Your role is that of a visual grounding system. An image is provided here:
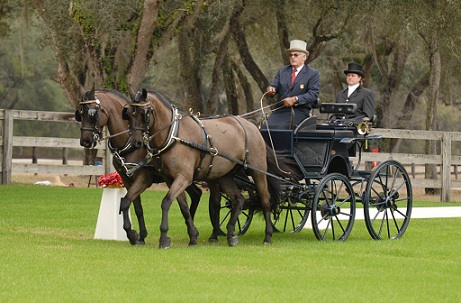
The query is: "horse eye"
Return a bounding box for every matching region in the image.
[144,109,151,124]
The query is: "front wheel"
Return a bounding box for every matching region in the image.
[271,184,311,233]
[363,160,412,240]
[311,173,356,241]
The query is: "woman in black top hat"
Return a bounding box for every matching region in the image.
[333,63,375,125]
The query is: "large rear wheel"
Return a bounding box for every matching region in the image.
[311,173,356,241]
[363,160,412,240]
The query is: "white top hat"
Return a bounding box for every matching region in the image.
[287,40,309,56]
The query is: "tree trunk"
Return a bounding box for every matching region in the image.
[126,0,159,97]
[230,3,269,93]
[222,55,239,115]
[424,34,441,195]
[232,60,255,114]
[390,71,430,152]
[178,29,204,113]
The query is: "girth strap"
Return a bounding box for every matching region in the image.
[189,115,215,180]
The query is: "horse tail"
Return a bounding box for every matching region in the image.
[265,145,303,209]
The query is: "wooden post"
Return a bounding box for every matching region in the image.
[441,132,452,202]
[2,109,13,184]
[62,147,68,165]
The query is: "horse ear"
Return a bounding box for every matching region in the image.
[142,88,148,99]
[75,109,82,122]
[90,84,96,99]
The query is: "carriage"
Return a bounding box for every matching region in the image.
[77,88,412,247]
[219,102,413,241]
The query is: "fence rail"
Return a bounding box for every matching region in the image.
[1,109,111,185]
[2,109,461,201]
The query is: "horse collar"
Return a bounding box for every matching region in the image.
[145,106,180,157]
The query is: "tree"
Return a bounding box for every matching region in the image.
[32,0,207,108]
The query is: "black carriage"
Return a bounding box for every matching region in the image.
[220,103,413,241]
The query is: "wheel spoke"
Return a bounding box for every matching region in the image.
[364,160,412,240]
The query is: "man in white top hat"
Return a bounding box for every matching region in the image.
[264,39,320,130]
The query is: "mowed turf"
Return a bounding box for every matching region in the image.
[1,184,460,302]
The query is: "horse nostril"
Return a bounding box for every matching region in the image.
[83,141,92,148]
[134,141,142,149]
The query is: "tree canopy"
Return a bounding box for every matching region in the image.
[2,0,461,142]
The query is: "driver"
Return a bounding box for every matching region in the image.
[263,40,320,130]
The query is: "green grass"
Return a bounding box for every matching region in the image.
[1,184,461,302]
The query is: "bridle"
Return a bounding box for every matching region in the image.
[75,97,103,148]
[124,98,181,157]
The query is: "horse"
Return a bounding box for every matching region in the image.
[75,87,202,245]
[123,88,289,248]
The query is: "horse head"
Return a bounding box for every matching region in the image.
[123,88,153,149]
[75,86,108,148]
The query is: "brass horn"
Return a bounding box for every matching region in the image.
[357,118,371,135]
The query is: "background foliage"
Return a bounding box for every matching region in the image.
[1,0,461,152]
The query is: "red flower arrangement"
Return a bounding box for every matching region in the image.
[97,171,124,188]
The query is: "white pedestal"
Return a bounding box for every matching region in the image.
[94,187,130,241]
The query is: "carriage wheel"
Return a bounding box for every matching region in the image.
[271,186,311,233]
[311,173,356,241]
[363,160,412,240]
[219,178,256,235]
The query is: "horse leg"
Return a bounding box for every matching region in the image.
[207,182,224,242]
[215,175,245,246]
[186,183,202,220]
[119,174,152,245]
[159,176,197,248]
[132,197,148,244]
[176,192,200,247]
[252,173,273,244]
[120,196,140,245]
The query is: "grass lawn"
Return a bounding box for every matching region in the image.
[0,184,460,302]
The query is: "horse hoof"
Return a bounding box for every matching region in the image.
[228,236,238,247]
[218,229,226,237]
[159,237,171,249]
[127,230,140,245]
[188,242,198,247]
[263,241,272,245]
[208,237,218,243]
[136,240,146,245]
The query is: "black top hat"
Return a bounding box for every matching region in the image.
[344,63,365,78]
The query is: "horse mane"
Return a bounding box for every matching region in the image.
[145,89,174,111]
[97,89,130,104]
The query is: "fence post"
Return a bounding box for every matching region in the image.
[1,109,13,184]
[441,132,452,202]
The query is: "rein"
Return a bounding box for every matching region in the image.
[253,92,292,175]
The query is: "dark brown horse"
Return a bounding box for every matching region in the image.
[75,87,202,245]
[123,88,284,248]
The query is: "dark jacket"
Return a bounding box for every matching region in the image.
[334,86,375,124]
[264,64,320,129]
[271,64,320,107]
